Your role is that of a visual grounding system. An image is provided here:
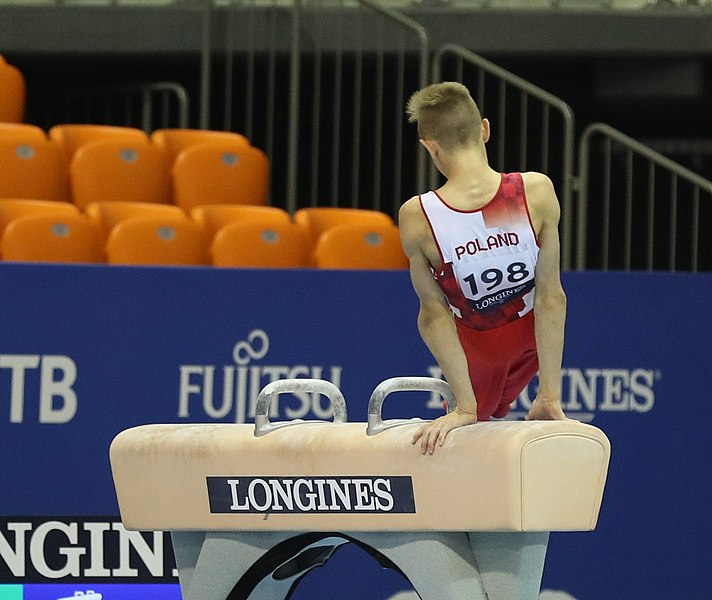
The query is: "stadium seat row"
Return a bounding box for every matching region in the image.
[0,200,409,270]
[0,54,406,270]
[0,123,269,210]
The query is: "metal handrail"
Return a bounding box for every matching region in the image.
[285,0,429,214]
[359,0,430,194]
[220,0,430,215]
[139,82,190,131]
[577,122,712,271]
[31,80,189,133]
[432,44,576,270]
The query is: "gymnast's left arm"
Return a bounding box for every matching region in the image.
[524,173,567,421]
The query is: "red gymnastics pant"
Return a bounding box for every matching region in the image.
[455,310,538,420]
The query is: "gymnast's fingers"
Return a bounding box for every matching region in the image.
[411,422,428,445]
[422,424,445,455]
[421,426,436,454]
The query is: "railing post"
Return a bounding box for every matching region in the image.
[286,0,302,215]
[199,0,213,130]
[561,115,576,271]
[576,128,592,272]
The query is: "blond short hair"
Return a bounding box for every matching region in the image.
[406,82,482,150]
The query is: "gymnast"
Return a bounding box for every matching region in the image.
[399,82,568,455]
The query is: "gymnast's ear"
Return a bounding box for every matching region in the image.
[419,138,439,160]
[482,118,491,144]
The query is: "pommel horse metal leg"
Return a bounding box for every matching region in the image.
[110,377,611,600]
[175,530,486,600]
[468,531,550,600]
[350,530,488,599]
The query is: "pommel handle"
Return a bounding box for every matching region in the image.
[254,378,347,437]
[366,377,454,435]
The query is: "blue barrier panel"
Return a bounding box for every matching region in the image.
[0,264,710,599]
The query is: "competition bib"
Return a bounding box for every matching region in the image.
[455,245,536,314]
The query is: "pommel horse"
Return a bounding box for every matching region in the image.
[110,378,611,600]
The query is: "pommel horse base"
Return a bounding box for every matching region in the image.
[110,378,611,600]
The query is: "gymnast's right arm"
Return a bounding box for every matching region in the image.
[399,198,479,454]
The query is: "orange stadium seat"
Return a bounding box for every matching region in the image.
[294,207,395,259]
[85,201,187,242]
[313,222,409,270]
[0,123,47,141]
[49,124,149,161]
[0,199,79,241]
[0,137,70,202]
[210,221,310,268]
[0,213,103,264]
[172,142,270,211]
[0,58,26,123]
[190,204,291,241]
[151,128,250,164]
[70,140,172,209]
[106,216,208,266]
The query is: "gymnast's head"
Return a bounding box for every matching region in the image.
[406,81,489,157]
